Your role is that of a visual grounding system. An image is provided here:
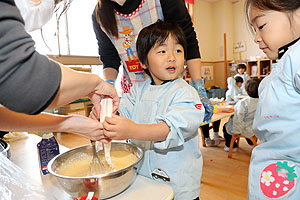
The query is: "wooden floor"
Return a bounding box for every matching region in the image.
[54,118,252,200]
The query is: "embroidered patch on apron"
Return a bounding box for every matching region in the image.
[260,161,298,198]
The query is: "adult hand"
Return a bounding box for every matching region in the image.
[190,78,214,123]
[63,114,111,141]
[88,80,119,120]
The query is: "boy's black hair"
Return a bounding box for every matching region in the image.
[245,78,261,98]
[234,76,244,83]
[237,63,247,71]
[136,20,187,77]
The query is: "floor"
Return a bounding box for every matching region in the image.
[54,117,253,200]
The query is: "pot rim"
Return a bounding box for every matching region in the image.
[47,142,144,179]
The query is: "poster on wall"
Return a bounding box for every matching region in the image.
[201,65,213,80]
[233,41,247,53]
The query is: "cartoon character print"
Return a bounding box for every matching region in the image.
[120,26,137,61]
[120,26,143,75]
[260,161,298,198]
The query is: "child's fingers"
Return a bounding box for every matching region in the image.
[103,129,117,139]
[102,119,116,133]
[104,114,121,125]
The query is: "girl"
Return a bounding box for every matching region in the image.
[234,63,249,95]
[96,20,204,200]
[246,0,300,199]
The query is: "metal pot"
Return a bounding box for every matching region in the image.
[47,142,143,199]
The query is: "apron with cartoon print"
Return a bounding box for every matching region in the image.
[101,0,163,94]
[248,39,300,199]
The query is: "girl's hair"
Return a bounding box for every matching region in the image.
[136,20,187,67]
[245,77,261,98]
[245,0,300,32]
[95,0,118,37]
[237,63,247,71]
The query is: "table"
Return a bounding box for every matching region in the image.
[200,108,234,147]
[8,134,174,200]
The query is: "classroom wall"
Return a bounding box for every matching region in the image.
[200,61,227,88]
[193,1,215,61]
[212,0,234,61]
[194,0,267,62]
[232,0,266,60]
[193,0,268,88]
[194,0,234,61]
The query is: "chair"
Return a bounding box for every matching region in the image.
[228,135,258,158]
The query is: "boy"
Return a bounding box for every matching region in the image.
[223,78,261,152]
[99,20,204,200]
[225,76,244,101]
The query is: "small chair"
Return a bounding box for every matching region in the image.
[228,135,258,158]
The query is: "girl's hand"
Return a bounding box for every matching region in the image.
[102,114,136,140]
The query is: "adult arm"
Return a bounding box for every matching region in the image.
[92,10,121,80]
[0,1,119,114]
[48,64,119,115]
[0,0,61,114]
[161,0,202,80]
[0,106,108,141]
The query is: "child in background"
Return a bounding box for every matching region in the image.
[201,120,223,147]
[222,78,261,152]
[98,20,204,200]
[225,76,244,101]
[234,63,249,95]
[245,0,300,199]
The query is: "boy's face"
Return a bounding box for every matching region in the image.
[238,68,245,75]
[236,82,243,88]
[142,35,185,85]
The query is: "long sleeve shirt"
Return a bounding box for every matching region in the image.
[0,0,61,114]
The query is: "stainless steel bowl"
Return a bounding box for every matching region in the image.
[47,142,143,199]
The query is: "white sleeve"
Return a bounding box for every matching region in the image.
[231,100,246,135]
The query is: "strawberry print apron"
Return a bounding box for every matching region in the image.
[248,39,300,199]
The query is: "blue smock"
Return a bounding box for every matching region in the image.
[248,38,300,199]
[225,96,258,138]
[119,78,204,200]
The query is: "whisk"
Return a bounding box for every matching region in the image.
[88,140,105,175]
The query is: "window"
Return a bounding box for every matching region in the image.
[30,0,98,56]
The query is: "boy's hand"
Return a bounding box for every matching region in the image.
[102,114,136,140]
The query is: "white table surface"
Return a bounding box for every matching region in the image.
[8,134,174,200]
